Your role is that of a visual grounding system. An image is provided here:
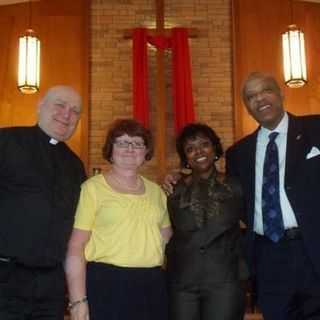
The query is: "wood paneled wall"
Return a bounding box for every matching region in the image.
[0,0,89,168]
[232,0,320,139]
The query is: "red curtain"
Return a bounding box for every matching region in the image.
[133,28,149,128]
[132,27,195,133]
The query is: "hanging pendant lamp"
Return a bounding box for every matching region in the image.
[282,1,307,88]
[17,1,40,94]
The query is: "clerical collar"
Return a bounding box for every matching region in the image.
[36,125,60,145]
[49,138,59,145]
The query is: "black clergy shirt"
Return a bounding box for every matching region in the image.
[0,125,86,267]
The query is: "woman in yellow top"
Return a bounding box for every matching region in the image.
[65,119,172,320]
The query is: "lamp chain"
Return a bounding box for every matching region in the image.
[290,0,293,26]
[28,0,32,31]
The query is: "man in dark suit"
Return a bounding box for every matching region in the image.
[226,72,320,320]
[0,86,86,319]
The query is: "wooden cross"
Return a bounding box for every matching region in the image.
[124,0,197,180]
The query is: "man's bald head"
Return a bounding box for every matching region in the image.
[37,86,82,141]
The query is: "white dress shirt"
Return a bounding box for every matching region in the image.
[254,112,298,234]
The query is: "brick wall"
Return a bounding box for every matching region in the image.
[90,0,233,180]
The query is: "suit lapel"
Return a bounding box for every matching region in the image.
[248,131,258,227]
[285,115,307,186]
[244,131,257,194]
[239,130,258,229]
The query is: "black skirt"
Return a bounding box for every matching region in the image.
[86,262,168,320]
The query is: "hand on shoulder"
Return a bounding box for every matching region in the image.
[162,170,182,195]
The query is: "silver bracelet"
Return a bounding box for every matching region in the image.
[68,296,88,310]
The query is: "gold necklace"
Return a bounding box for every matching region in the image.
[108,171,142,192]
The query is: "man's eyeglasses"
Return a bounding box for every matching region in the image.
[113,140,146,149]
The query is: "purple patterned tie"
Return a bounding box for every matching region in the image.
[262,132,284,242]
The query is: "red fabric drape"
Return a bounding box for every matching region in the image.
[132,27,195,133]
[148,35,171,49]
[133,28,149,128]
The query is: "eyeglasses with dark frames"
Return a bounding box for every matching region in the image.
[113,140,146,149]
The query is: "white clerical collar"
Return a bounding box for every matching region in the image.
[49,138,59,145]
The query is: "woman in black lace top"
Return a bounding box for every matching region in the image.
[166,123,248,320]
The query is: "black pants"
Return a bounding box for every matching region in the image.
[255,237,320,320]
[168,281,245,320]
[0,259,65,320]
[86,262,169,320]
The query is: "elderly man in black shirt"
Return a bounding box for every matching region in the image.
[0,86,86,320]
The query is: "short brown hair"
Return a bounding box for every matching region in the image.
[102,119,153,163]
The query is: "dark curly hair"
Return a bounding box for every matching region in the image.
[102,119,153,163]
[176,123,223,168]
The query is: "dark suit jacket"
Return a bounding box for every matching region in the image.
[225,113,320,277]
